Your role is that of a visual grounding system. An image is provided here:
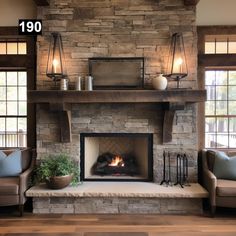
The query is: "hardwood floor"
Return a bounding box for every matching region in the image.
[0,208,236,236]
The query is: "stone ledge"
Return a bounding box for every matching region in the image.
[26,182,208,198]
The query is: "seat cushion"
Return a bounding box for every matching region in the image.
[0,177,19,195]
[216,179,236,197]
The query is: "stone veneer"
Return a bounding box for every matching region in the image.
[34,0,201,214]
[33,197,202,214]
[36,0,198,183]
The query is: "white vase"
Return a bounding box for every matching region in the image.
[152,74,167,90]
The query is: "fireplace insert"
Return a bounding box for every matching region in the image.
[80,133,153,181]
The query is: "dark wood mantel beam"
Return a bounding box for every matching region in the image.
[34,0,50,6]
[184,0,200,6]
[28,90,206,143]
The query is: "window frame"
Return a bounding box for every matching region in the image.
[198,26,236,151]
[0,27,36,148]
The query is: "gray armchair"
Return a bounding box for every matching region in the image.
[201,149,236,216]
[0,148,36,216]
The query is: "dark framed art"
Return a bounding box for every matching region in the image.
[88,57,144,89]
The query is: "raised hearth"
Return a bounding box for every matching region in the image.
[26,182,208,214]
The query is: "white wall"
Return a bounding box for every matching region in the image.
[0,0,36,26]
[197,0,236,25]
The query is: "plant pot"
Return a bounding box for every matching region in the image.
[46,175,73,189]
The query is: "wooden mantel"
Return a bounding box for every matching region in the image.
[28,90,205,103]
[28,90,206,143]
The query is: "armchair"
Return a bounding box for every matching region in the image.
[201,149,236,216]
[0,148,36,216]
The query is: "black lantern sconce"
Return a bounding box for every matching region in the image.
[46,32,67,81]
[163,33,188,89]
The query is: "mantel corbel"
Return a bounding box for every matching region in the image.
[163,102,185,143]
[49,102,72,143]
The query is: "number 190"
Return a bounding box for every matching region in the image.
[19,20,42,35]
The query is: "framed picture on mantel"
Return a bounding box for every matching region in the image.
[88,57,144,89]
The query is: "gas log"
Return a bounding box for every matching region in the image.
[92,152,139,176]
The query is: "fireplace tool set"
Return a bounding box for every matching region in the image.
[160,151,190,188]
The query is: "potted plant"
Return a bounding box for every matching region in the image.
[36,154,80,189]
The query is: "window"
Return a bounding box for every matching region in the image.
[0,41,27,55]
[205,35,236,54]
[0,27,36,148]
[0,71,27,147]
[205,70,236,148]
[198,26,236,150]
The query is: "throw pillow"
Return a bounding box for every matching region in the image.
[0,150,22,177]
[213,151,236,180]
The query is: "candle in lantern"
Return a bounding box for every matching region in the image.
[176,57,183,73]
[52,59,59,74]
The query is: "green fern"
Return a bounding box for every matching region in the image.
[36,154,80,186]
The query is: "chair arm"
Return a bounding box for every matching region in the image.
[203,169,217,206]
[19,150,36,204]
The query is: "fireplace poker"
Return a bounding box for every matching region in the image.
[174,154,184,188]
[167,152,172,185]
[160,151,170,186]
[183,154,190,186]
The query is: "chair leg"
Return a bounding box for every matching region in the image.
[19,204,24,217]
[211,206,216,217]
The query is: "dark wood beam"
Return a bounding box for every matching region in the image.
[28,90,206,104]
[0,55,35,68]
[34,0,50,6]
[28,90,206,143]
[198,54,236,67]
[184,0,200,6]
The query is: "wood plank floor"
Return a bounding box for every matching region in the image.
[0,209,236,236]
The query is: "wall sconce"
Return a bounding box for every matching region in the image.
[163,33,188,89]
[46,32,67,81]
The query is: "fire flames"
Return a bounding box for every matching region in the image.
[108,155,125,167]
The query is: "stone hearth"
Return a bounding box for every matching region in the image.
[26,182,208,214]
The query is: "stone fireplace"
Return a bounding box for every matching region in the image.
[80,133,153,181]
[28,0,208,214]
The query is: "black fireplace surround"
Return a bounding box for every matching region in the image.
[80,133,153,181]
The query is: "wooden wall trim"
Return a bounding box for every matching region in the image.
[198,54,236,67]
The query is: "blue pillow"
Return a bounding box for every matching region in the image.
[0,150,22,177]
[213,151,236,180]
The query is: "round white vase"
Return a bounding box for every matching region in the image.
[152,74,167,90]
